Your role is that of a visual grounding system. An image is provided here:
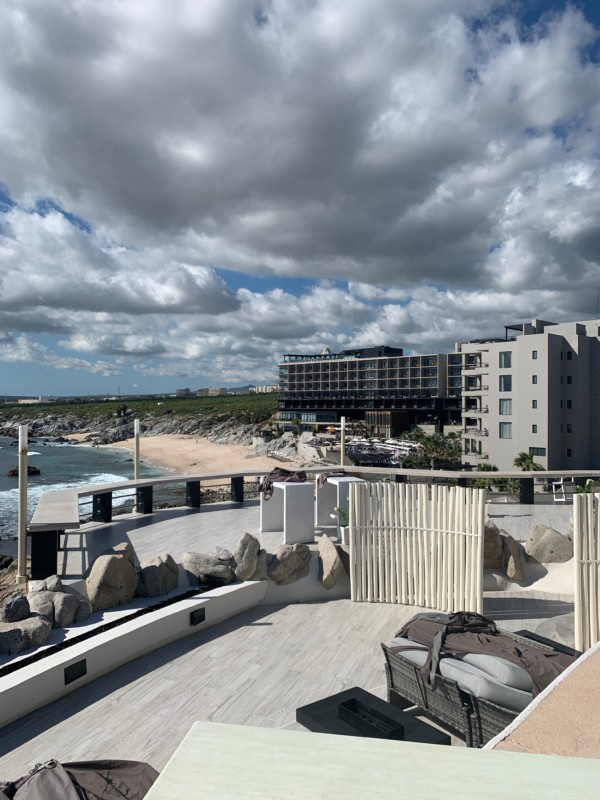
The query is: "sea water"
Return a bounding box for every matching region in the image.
[0,435,163,556]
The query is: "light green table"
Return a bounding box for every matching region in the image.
[146,721,600,799]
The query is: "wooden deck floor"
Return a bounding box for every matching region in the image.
[0,599,418,776]
[0,501,576,778]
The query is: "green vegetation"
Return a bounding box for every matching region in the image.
[513,451,544,471]
[576,479,600,494]
[400,427,462,469]
[0,393,278,427]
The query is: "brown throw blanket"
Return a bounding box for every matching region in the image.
[258,468,308,501]
[394,611,577,696]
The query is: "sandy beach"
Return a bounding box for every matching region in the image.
[104,434,297,476]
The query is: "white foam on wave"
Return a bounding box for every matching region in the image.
[0,472,134,534]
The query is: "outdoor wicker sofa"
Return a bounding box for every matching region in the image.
[381,629,580,748]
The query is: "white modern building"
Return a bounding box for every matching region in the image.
[458,318,600,470]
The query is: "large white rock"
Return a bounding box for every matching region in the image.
[181,552,234,586]
[500,532,526,583]
[525,524,574,564]
[86,554,139,611]
[0,615,52,654]
[267,544,311,586]
[140,553,179,597]
[318,535,344,589]
[233,533,260,581]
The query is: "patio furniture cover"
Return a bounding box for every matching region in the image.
[395,611,577,696]
[0,759,159,799]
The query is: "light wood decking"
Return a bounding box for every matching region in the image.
[0,599,416,775]
[0,500,576,778]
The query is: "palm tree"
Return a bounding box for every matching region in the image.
[513,451,543,471]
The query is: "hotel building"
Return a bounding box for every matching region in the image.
[278,345,461,437]
[458,318,600,470]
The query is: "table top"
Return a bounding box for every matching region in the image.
[271,480,314,490]
[145,721,600,799]
[296,686,450,745]
[326,476,366,485]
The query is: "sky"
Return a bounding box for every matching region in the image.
[1,1,600,396]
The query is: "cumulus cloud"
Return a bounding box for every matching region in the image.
[0,1,599,389]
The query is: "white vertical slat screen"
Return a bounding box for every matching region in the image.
[573,493,600,652]
[348,481,484,613]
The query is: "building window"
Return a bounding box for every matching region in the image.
[529,447,546,457]
[567,448,572,457]
[532,375,537,384]
[567,424,572,433]
[532,399,538,409]
[499,375,512,392]
[567,351,573,360]
[567,375,572,384]
[532,350,538,359]
[499,422,512,439]
[499,399,512,415]
[499,352,512,368]
[567,399,572,409]
[532,424,537,433]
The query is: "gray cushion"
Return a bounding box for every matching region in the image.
[457,652,532,692]
[388,637,532,712]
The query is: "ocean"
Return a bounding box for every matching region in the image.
[0,435,163,556]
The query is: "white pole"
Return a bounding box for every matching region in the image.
[16,424,28,585]
[340,415,346,467]
[134,418,140,480]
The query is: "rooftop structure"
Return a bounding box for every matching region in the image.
[1,470,599,793]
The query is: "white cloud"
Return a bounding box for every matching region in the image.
[0,1,599,388]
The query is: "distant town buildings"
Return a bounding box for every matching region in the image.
[175,388,191,397]
[196,387,228,396]
[248,385,279,394]
[16,396,57,404]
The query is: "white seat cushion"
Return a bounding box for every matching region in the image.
[457,652,532,692]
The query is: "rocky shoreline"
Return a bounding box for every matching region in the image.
[0,408,330,468]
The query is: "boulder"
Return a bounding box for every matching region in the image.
[525,524,574,564]
[233,533,260,581]
[267,544,311,586]
[250,549,269,581]
[27,590,56,624]
[483,521,503,569]
[86,554,139,611]
[105,542,137,566]
[45,574,63,593]
[1,592,30,623]
[52,592,79,627]
[500,532,526,583]
[180,552,234,587]
[318,535,344,589]
[28,579,48,593]
[63,586,93,623]
[140,554,179,597]
[215,546,234,565]
[0,615,52,654]
[0,626,23,655]
[0,554,14,570]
